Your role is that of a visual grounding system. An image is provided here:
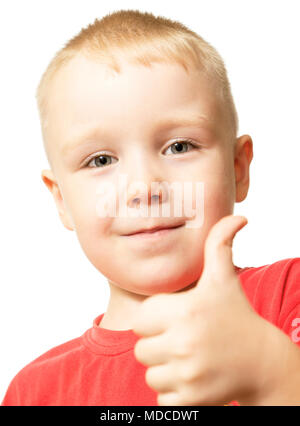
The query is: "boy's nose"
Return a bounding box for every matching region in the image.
[123,152,171,210]
[127,183,167,209]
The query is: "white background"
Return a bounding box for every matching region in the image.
[0,0,299,402]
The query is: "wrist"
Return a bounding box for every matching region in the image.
[239,317,300,405]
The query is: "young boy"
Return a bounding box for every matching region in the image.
[2,9,300,406]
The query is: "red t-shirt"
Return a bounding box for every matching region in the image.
[2,258,300,406]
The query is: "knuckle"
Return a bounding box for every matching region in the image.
[173,328,197,358]
[157,393,168,406]
[133,340,144,361]
[157,392,178,406]
[179,363,199,384]
[181,386,208,405]
[145,367,155,387]
[173,334,195,358]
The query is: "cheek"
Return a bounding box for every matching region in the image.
[185,152,235,222]
[204,178,235,218]
[70,187,116,275]
[63,178,113,238]
[204,149,235,210]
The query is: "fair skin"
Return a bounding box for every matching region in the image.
[41,53,300,405]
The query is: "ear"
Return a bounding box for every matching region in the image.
[234,134,253,202]
[41,169,74,231]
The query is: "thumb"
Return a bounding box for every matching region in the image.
[199,215,248,285]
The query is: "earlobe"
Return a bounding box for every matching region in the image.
[234,135,253,203]
[41,169,74,231]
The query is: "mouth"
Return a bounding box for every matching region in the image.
[122,223,185,238]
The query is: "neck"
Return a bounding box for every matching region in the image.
[99,283,147,330]
[99,279,199,331]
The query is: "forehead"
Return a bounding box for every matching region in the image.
[45,54,224,154]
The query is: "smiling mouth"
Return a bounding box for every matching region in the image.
[124,224,185,238]
[137,224,184,234]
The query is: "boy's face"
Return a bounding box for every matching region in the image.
[42,54,252,295]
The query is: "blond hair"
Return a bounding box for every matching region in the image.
[36,9,238,153]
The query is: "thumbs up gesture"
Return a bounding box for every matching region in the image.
[132,215,274,405]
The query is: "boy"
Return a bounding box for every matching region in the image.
[2,9,300,406]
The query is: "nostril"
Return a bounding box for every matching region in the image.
[151,194,160,202]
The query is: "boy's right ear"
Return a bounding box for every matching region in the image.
[41,169,74,231]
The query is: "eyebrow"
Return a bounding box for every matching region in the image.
[62,114,213,155]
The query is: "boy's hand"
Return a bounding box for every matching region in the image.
[132,215,278,405]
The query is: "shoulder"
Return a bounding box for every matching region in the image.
[25,335,84,366]
[1,335,84,405]
[236,257,300,328]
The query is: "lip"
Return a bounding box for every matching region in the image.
[123,223,185,236]
[123,224,185,239]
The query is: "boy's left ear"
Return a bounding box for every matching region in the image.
[234,134,253,202]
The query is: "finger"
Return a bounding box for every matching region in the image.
[145,364,178,393]
[134,334,171,366]
[157,391,181,406]
[132,293,177,337]
[158,390,226,406]
[199,215,248,285]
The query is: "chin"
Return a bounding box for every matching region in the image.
[124,273,200,296]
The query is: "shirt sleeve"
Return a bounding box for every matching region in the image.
[1,376,20,406]
[277,258,300,348]
[280,305,300,348]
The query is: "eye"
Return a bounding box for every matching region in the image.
[84,139,199,168]
[164,139,198,155]
[85,154,117,168]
